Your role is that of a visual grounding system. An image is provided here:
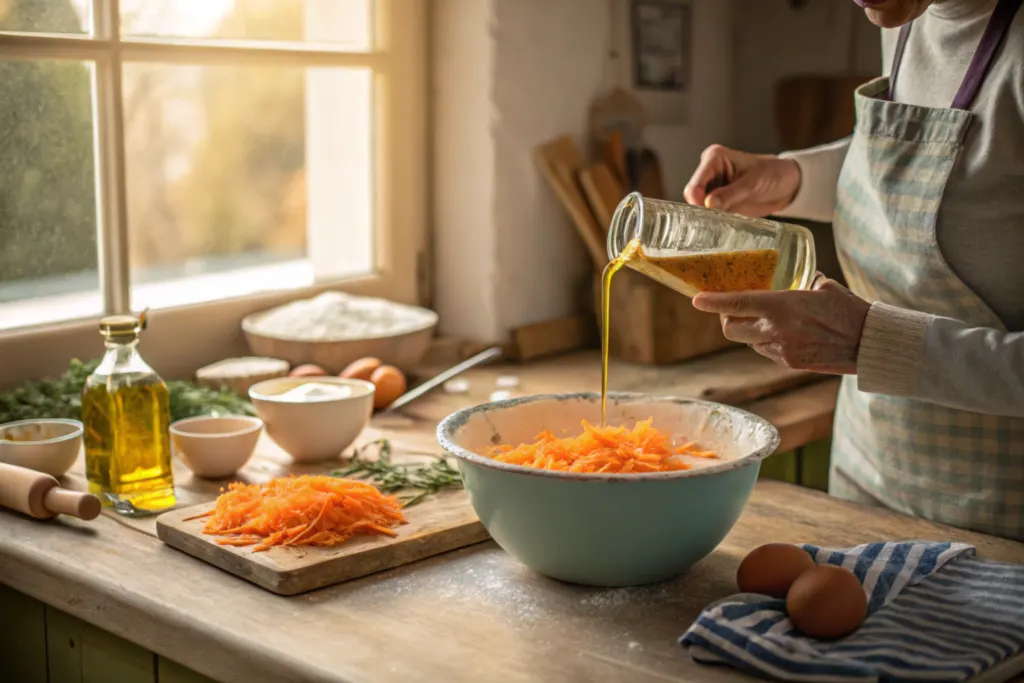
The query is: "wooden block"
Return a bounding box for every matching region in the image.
[509,315,598,362]
[594,268,734,364]
[578,163,625,233]
[415,336,501,371]
[0,584,47,683]
[534,135,607,268]
[156,490,489,595]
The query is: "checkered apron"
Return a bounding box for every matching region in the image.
[829,0,1024,540]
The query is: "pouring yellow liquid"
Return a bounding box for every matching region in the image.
[599,239,780,425]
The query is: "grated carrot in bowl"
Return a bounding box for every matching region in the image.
[487,418,717,474]
[189,475,407,552]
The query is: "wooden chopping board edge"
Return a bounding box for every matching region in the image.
[156,497,490,596]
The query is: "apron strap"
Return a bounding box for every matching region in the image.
[886,23,914,101]
[952,0,1023,110]
[886,0,1022,109]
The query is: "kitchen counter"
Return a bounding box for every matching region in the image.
[2,350,1021,683]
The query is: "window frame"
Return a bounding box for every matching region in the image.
[0,0,428,386]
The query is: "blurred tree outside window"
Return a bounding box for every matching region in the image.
[0,0,377,330]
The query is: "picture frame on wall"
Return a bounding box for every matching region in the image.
[630,0,691,92]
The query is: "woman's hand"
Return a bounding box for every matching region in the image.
[691,276,871,374]
[684,145,802,218]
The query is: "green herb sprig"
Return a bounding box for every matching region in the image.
[330,439,463,507]
[0,358,257,425]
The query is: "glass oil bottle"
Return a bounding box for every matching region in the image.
[82,313,176,511]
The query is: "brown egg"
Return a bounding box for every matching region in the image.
[787,565,867,639]
[736,543,815,598]
[339,357,382,382]
[370,365,407,409]
[289,363,326,377]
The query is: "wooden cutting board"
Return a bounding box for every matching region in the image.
[156,490,488,595]
[534,135,608,268]
[579,162,625,232]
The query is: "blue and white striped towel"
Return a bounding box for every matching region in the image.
[680,542,1024,682]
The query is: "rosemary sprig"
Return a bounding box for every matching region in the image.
[330,439,463,507]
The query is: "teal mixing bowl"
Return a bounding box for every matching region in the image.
[436,392,780,587]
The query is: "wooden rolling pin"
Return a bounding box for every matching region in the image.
[0,462,101,521]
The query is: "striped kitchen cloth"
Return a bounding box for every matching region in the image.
[680,542,1024,683]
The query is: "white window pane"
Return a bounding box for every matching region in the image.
[122,63,374,312]
[120,0,371,50]
[0,0,91,35]
[0,58,101,331]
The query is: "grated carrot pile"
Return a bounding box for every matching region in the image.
[190,475,407,552]
[488,418,717,474]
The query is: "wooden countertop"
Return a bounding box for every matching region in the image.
[3,482,1022,683]
[407,347,839,453]
[3,349,1018,683]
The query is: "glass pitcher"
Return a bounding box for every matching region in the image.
[606,192,817,297]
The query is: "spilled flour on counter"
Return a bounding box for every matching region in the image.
[578,582,685,609]
[247,291,436,341]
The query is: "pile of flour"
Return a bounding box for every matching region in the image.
[247,291,435,341]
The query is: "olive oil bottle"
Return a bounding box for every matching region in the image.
[82,314,175,511]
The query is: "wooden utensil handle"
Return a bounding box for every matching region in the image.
[43,488,102,521]
[0,462,101,520]
[0,462,56,518]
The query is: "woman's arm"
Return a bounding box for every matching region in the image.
[690,280,1024,417]
[858,305,1024,416]
[773,137,852,224]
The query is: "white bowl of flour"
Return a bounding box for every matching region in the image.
[242,291,438,374]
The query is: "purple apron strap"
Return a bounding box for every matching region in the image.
[952,0,1023,109]
[887,0,1022,108]
[886,23,914,101]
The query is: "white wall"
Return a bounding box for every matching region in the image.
[431,0,501,341]
[432,0,738,341]
[489,0,611,335]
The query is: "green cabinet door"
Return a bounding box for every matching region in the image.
[46,605,155,683]
[800,439,832,492]
[158,657,219,683]
[0,583,48,683]
[1,585,219,683]
[759,449,798,484]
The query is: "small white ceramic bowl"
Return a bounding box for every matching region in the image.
[248,377,375,463]
[170,415,264,479]
[0,418,84,477]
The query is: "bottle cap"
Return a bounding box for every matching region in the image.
[99,315,141,339]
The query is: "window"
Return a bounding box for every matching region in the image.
[0,0,426,333]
